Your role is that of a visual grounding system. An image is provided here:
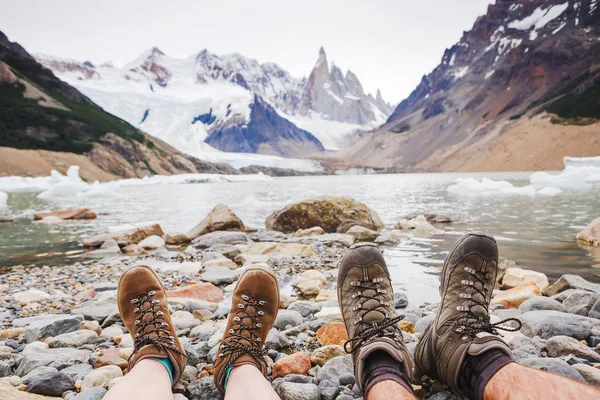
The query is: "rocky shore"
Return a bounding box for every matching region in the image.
[1,198,600,400]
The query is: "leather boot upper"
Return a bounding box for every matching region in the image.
[117,265,186,386]
[214,267,279,393]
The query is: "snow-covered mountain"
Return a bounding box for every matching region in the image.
[37,47,392,160]
[342,0,600,171]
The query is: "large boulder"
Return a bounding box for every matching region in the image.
[577,217,600,247]
[520,310,600,340]
[266,197,383,233]
[34,208,96,221]
[187,204,246,239]
[82,224,164,248]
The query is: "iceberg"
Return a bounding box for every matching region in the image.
[0,191,7,208]
[447,178,536,196]
[530,156,600,189]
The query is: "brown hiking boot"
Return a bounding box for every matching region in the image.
[214,267,279,393]
[414,233,521,395]
[338,243,412,392]
[117,265,186,386]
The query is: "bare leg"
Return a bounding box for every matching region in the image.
[224,364,280,400]
[367,380,417,400]
[103,359,172,400]
[484,363,600,400]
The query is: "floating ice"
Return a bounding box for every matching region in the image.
[530,157,600,189]
[447,178,536,196]
[0,191,7,208]
[537,187,563,196]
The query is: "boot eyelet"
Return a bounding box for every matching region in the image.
[241,295,250,301]
[219,353,224,358]
[258,311,264,316]
[156,311,164,317]
[148,290,156,296]
[256,338,261,342]
[259,300,266,305]
[238,304,245,309]
[229,329,235,334]
[256,323,262,328]
[131,299,139,304]
[134,307,140,313]
[134,319,140,325]
[152,300,160,305]
[135,333,140,337]
[161,322,168,327]
[233,317,241,322]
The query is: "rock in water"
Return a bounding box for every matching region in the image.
[345,225,379,241]
[82,224,164,248]
[577,217,600,247]
[33,208,96,221]
[187,204,246,239]
[265,197,383,233]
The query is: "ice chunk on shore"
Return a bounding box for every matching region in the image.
[0,191,7,208]
[447,178,536,196]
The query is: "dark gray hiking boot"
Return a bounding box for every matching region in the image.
[338,243,412,392]
[414,233,521,395]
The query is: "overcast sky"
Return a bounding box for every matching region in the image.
[0,0,494,103]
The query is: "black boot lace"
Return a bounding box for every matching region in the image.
[218,294,268,368]
[344,277,405,354]
[130,290,185,358]
[450,264,522,339]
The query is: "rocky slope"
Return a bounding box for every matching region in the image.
[0,31,237,179]
[37,48,392,155]
[342,0,600,171]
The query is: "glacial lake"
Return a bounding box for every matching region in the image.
[1,171,599,305]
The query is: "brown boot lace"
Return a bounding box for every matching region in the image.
[218,294,268,367]
[344,277,405,354]
[130,290,185,359]
[449,265,522,339]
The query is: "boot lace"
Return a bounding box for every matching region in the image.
[218,294,268,368]
[450,264,522,340]
[344,277,404,354]
[130,290,185,359]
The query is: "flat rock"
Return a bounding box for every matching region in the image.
[187,204,246,240]
[502,268,549,291]
[48,330,98,348]
[81,365,123,391]
[26,368,74,397]
[12,314,84,343]
[82,224,164,248]
[546,335,600,362]
[72,386,107,400]
[243,242,316,258]
[199,266,238,285]
[71,303,118,323]
[186,376,223,400]
[544,274,600,297]
[166,283,224,303]
[274,310,304,330]
[292,227,325,237]
[572,364,600,387]
[518,296,566,313]
[61,364,93,382]
[13,289,52,303]
[589,297,600,319]
[563,291,599,316]
[16,348,91,376]
[249,230,288,242]
[520,310,600,340]
[191,231,248,249]
[316,355,353,384]
[375,230,409,245]
[0,380,60,399]
[34,208,96,221]
[275,382,319,400]
[288,234,354,247]
[288,301,322,317]
[138,235,165,250]
[491,281,540,308]
[265,197,383,233]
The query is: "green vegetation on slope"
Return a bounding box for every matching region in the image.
[547,83,600,122]
[0,48,145,153]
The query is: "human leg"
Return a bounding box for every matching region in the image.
[214,267,281,399]
[338,243,416,400]
[483,362,600,400]
[103,359,172,400]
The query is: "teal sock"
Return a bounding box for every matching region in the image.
[153,357,174,384]
[223,366,235,389]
